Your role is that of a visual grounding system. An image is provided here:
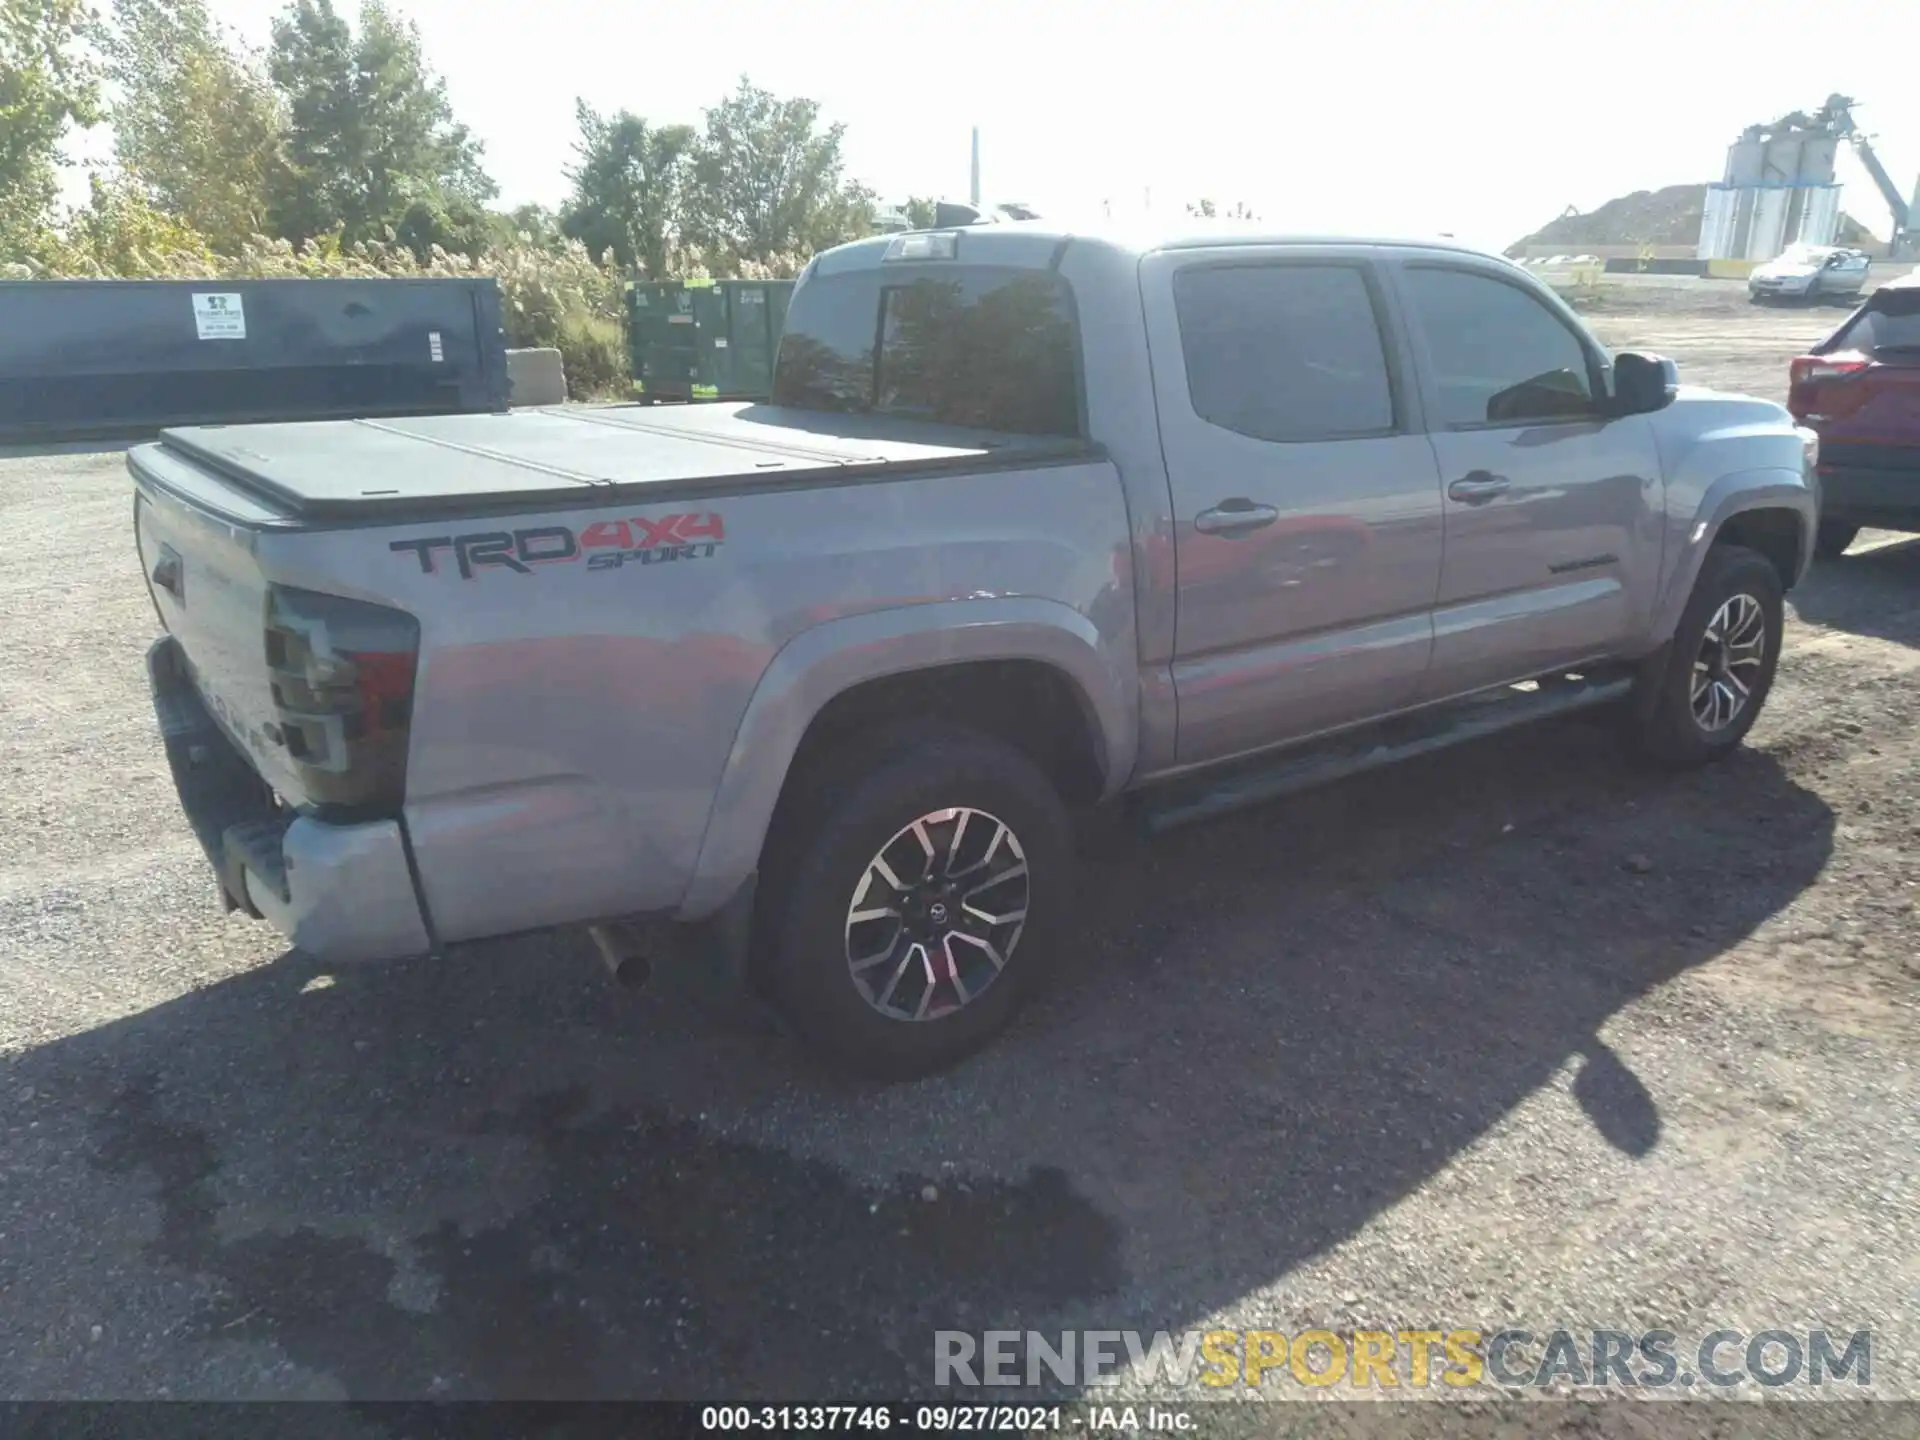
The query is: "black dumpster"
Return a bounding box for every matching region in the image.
[0,277,511,443]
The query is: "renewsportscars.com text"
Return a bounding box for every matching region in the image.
[934,1328,1873,1391]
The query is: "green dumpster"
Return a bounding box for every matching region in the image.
[626,281,700,402]
[627,278,795,403]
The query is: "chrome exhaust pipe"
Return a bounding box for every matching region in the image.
[588,923,653,989]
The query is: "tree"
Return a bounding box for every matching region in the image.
[1,0,102,259]
[266,0,495,254]
[390,190,492,260]
[49,170,215,274]
[107,0,284,253]
[1185,199,1259,221]
[1182,198,1259,221]
[685,77,874,273]
[496,202,563,250]
[559,100,694,277]
[901,196,940,230]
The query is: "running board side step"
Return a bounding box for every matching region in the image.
[1134,671,1636,834]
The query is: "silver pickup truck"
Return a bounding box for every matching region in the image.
[133,222,1820,1077]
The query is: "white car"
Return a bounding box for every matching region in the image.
[1749,244,1872,303]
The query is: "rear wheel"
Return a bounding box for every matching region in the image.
[756,725,1074,1080]
[1629,544,1783,768]
[1814,521,1859,561]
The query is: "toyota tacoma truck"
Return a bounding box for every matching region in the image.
[133,222,1821,1078]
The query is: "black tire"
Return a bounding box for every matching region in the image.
[1629,543,1784,768]
[755,724,1074,1080]
[1814,521,1859,561]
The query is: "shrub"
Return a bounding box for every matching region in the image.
[470,238,628,397]
[29,176,217,277]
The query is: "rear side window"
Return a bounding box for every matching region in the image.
[1829,296,1920,353]
[1172,264,1396,442]
[772,266,1082,437]
[1400,267,1599,427]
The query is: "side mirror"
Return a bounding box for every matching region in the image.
[1612,351,1679,416]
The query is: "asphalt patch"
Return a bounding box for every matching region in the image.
[92,1082,1123,1400]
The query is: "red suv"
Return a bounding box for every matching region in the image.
[1789,274,1920,559]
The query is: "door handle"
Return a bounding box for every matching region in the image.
[1447,471,1511,504]
[1194,500,1280,536]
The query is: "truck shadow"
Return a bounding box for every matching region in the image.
[11,717,1832,1402]
[1791,535,1920,647]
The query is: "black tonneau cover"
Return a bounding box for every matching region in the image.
[148,403,1095,521]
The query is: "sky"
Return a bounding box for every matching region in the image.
[60,0,1920,253]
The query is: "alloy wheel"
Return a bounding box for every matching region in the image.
[843,807,1030,1022]
[1690,592,1768,732]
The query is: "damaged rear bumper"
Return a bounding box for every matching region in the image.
[147,635,432,963]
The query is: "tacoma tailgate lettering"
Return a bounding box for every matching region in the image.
[515,527,580,565]
[390,536,454,573]
[456,533,529,578]
[391,513,727,579]
[579,520,634,549]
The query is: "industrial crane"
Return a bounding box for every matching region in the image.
[1814,94,1917,259]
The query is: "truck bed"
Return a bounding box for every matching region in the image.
[144,402,1097,523]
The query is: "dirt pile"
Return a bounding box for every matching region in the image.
[1509,185,1707,253]
[1509,184,1887,255]
[1835,215,1887,252]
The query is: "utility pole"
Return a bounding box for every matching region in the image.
[970,128,981,207]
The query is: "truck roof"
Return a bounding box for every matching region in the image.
[811,219,1499,274]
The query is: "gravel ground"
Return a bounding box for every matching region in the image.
[1576,278,1876,399]
[0,290,1916,1432]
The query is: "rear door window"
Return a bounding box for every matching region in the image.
[773,266,1083,436]
[1171,263,1398,442]
[1400,266,1601,427]
[1831,297,1920,353]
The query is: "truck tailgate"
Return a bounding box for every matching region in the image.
[133,444,310,806]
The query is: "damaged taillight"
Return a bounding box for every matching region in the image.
[263,586,420,818]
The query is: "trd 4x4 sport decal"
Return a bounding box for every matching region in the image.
[390,512,726,579]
